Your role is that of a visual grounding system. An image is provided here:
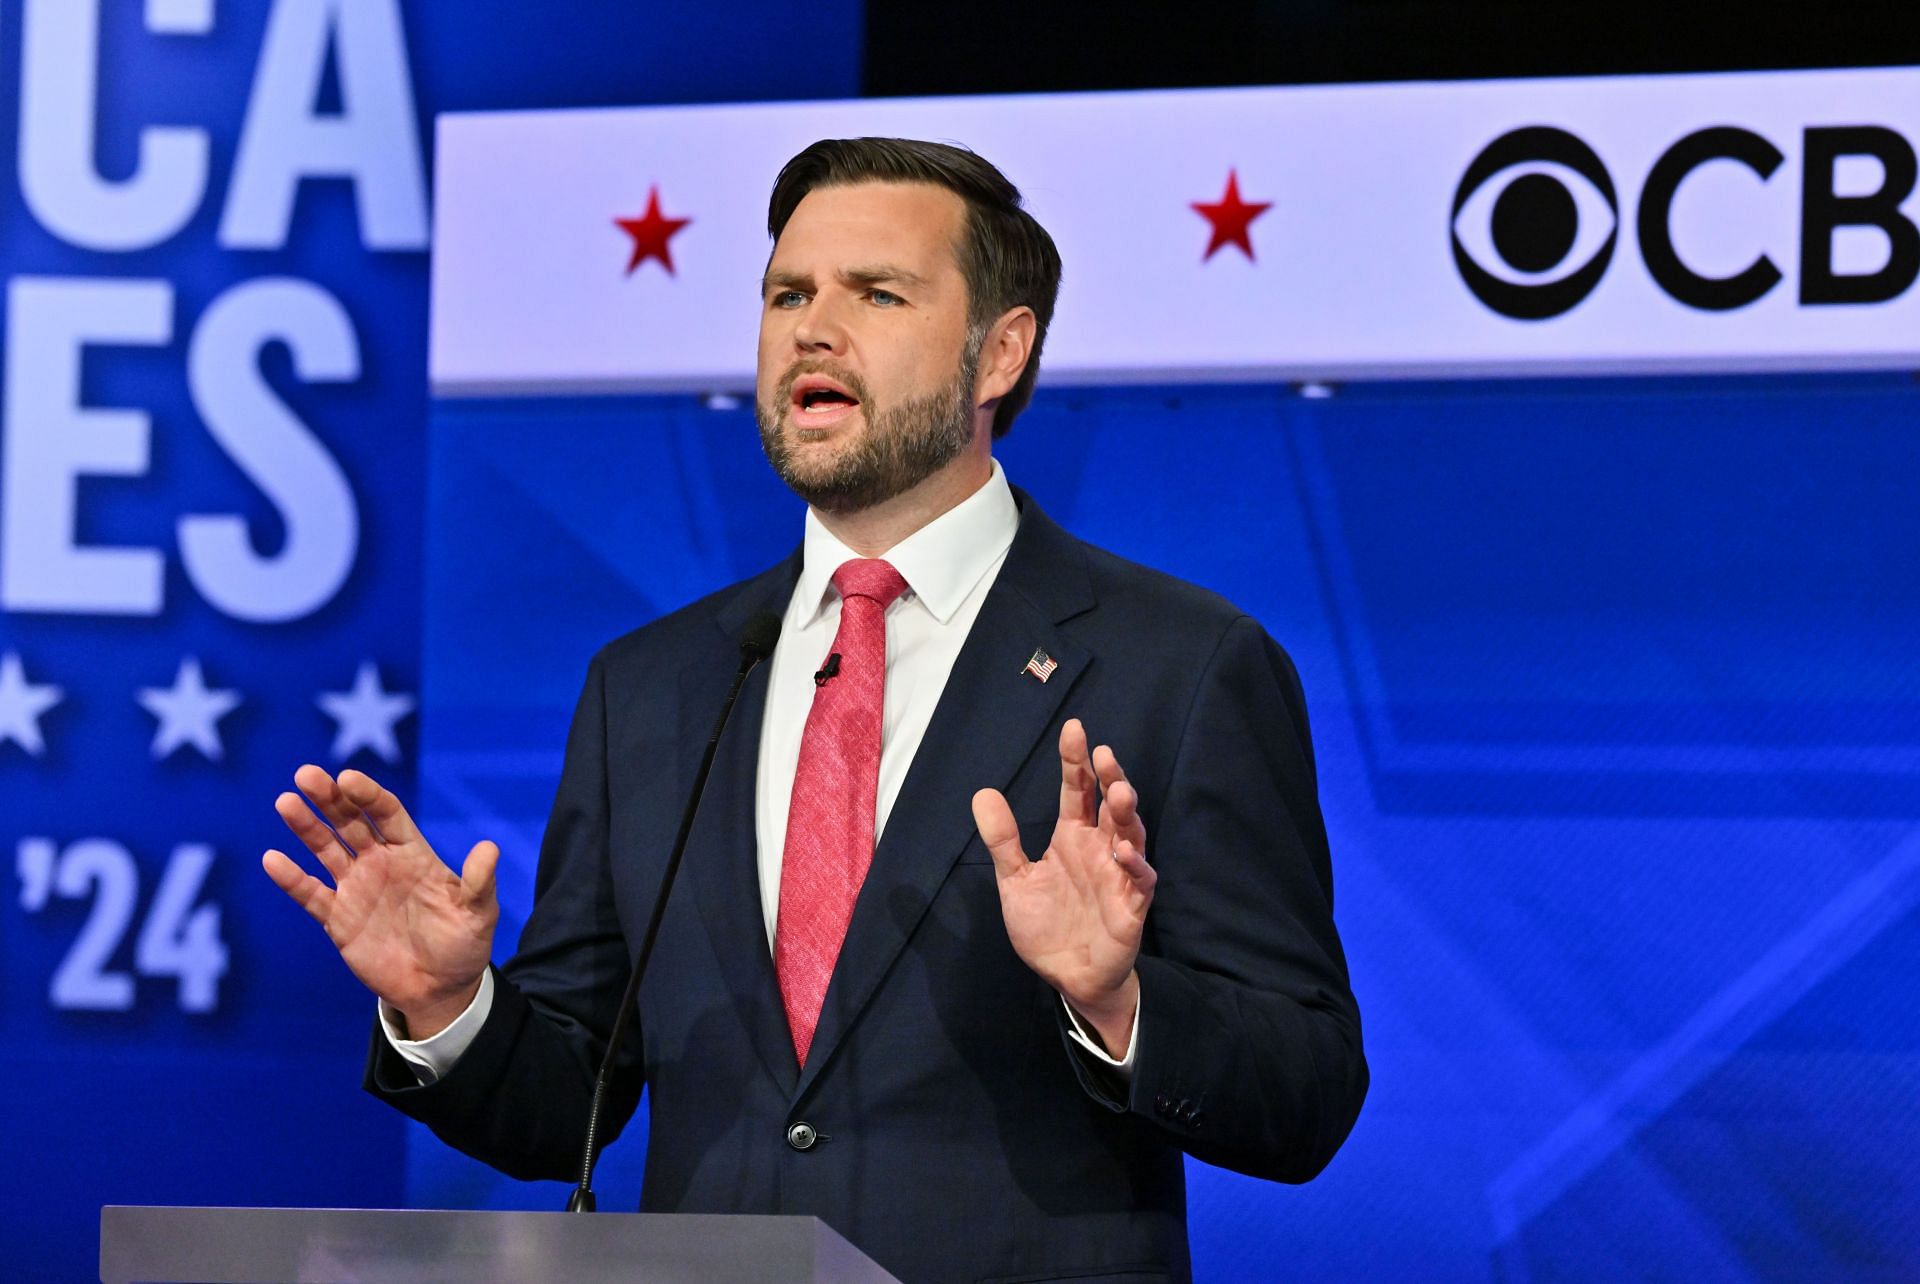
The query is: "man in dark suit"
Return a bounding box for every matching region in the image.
[264,138,1366,1283]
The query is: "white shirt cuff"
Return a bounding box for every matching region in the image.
[1061,992,1139,1076]
[379,970,494,1085]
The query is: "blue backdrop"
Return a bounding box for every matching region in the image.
[415,375,1920,1281]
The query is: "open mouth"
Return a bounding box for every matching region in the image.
[791,374,862,421]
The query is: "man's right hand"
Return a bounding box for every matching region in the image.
[262,765,499,1041]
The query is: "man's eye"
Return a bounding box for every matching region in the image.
[867,289,902,306]
[772,290,807,309]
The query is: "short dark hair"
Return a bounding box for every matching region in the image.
[767,138,1063,439]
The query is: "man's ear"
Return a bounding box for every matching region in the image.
[976,306,1037,405]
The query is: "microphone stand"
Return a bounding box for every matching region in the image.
[566,614,780,1211]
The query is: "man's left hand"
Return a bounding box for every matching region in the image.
[972,718,1155,1055]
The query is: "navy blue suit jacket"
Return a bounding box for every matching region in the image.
[368,491,1367,1283]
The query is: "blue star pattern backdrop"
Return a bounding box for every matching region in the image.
[0,2,432,1272]
[0,1,861,1278]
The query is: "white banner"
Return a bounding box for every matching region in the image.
[429,67,1920,395]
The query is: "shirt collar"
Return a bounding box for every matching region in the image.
[795,459,1019,628]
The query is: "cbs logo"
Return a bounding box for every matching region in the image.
[1452,124,1920,320]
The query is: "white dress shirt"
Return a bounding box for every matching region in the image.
[384,461,1138,1080]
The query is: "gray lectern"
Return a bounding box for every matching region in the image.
[100,1206,902,1283]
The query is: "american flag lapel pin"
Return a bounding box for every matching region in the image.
[1021,646,1058,683]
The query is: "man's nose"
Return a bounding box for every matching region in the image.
[793,297,850,353]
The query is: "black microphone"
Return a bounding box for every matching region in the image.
[567,609,781,1212]
[813,652,841,686]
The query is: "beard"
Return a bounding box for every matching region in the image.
[756,343,980,515]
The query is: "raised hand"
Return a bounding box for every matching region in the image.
[971,718,1155,1055]
[262,765,498,1039]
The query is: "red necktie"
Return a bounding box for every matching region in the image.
[776,558,909,1067]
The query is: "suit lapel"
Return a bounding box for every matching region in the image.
[794,495,1097,1101]
[684,552,801,1096]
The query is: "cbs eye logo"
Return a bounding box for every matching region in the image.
[1450,127,1619,320]
[1452,121,1920,321]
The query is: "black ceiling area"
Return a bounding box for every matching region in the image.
[864,1,1920,97]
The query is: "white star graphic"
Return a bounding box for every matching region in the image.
[0,650,64,756]
[138,656,243,761]
[317,661,415,763]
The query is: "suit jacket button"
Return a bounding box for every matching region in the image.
[1178,1104,1198,1125]
[787,1122,818,1151]
[1154,1093,1171,1115]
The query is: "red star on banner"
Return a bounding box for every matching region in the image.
[615,186,692,276]
[1191,169,1273,263]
